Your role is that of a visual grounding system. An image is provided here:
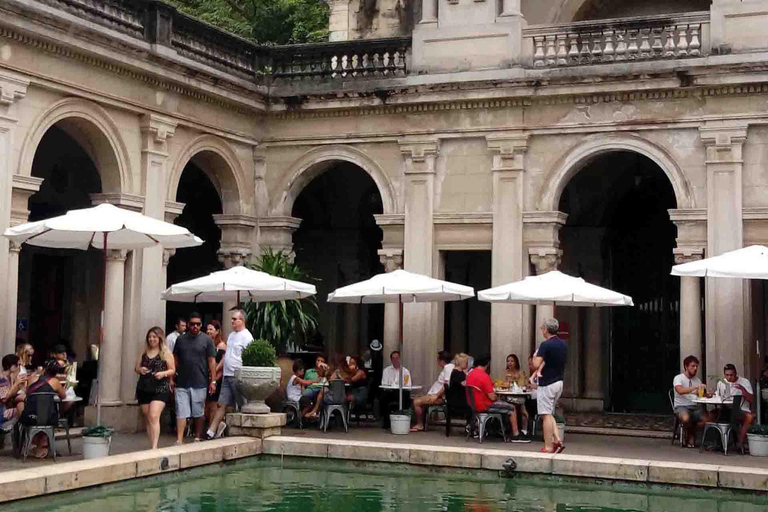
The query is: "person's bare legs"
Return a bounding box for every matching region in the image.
[176,418,187,444]
[147,401,165,449]
[209,403,227,434]
[520,405,529,432]
[739,412,755,446]
[677,410,694,446]
[412,396,430,430]
[193,416,205,440]
[307,390,324,418]
[541,414,560,451]
[509,409,520,436]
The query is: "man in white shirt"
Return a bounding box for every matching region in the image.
[166,317,186,354]
[205,309,253,440]
[411,351,454,432]
[381,351,411,387]
[716,363,755,448]
[673,355,711,448]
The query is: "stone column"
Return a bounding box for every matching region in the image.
[101,250,127,406]
[487,133,528,377]
[421,0,437,24]
[674,250,704,372]
[399,139,438,388]
[328,0,353,41]
[218,247,250,335]
[216,214,257,333]
[0,72,29,350]
[700,124,747,386]
[379,249,404,358]
[4,175,42,353]
[529,250,561,344]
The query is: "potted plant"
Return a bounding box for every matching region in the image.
[747,423,768,456]
[235,339,281,414]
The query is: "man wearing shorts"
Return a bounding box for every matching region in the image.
[206,309,253,440]
[173,312,216,443]
[531,317,567,453]
[466,356,531,442]
[673,355,710,448]
[411,351,454,432]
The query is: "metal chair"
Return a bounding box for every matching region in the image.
[281,400,302,429]
[668,389,685,447]
[702,396,743,455]
[19,392,59,461]
[465,385,506,443]
[321,380,349,433]
[424,403,447,432]
[445,382,471,437]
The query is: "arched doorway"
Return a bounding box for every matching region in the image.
[19,124,104,365]
[291,162,385,356]
[166,156,224,332]
[558,151,679,413]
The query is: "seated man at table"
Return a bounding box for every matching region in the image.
[380,351,412,428]
[411,351,454,432]
[382,351,411,387]
[716,363,755,449]
[466,356,530,442]
[673,355,711,448]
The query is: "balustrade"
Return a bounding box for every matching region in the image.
[526,12,709,68]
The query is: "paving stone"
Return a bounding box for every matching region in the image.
[718,464,768,491]
[648,460,719,487]
[262,437,329,458]
[0,469,47,503]
[408,445,482,468]
[552,454,649,482]
[178,445,224,469]
[327,440,409,463]
[226,413,286,429]
[480,449,554,474]
[135,451,181,477]
[44,455,138,493]
[222,438,262,460]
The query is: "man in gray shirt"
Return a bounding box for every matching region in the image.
[173,312,215,443]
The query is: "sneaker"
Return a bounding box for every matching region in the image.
[174,440,183,446]
[215,422,227,439]
[512,436,531,443]
[521,429,528,436]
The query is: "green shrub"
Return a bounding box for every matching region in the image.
[749,423,768,436]
[242,339,277,367]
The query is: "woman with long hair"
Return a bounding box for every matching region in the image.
[205,319,226,425]
[503,353,528,437]
[22,359,67,458]
[15,343,34,377]
[135,326,175,449]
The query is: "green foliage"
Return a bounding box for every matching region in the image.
[82,426,114,438]
[242,338,278,367]
[165,0,329,44]
[749,423,768,436]
[243,248,319,355]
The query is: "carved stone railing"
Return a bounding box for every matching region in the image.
[170,12,270,78]
[36,0,146,39]
[524,12,710,69]
[270,38,411,81]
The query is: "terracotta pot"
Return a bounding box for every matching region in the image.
[235,366,281,414]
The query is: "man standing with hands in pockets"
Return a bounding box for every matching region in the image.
[531,318,567,453]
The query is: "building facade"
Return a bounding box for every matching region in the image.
[1,0,768,427]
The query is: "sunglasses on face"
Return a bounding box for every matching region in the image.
[189,321,202,326]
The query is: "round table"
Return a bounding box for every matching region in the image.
[379,385,422,391]
[494,389,531,405]
[691,396,733,405]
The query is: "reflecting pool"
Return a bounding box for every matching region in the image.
[7,458,768,512]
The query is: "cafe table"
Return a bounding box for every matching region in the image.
[494,388,531,405]
[379,385,422,428]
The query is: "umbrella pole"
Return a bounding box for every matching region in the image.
[97,232,107,426]
[237,290,241,308]
[398,295,403,411]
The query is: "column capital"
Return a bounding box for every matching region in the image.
[165,201,185,224]
[11,175,43,227]
[0,71,29,107]
[486,132,529,172]
[107,249,128,262]
[217,246,251,269]
[699,124,748,165]
[378,249,403,272]
[529,249,561,274]
[162,248,176,267]
[9,241,22,254]
[140,114,177,153]
[673,248,705,265]
[399,139,439,174]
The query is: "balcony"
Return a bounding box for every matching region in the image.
[523,12,710,69]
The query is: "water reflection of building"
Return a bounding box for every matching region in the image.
[2,0,768,428]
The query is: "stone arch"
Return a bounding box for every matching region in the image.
[18,97,131,193]
[537,134,694,211]
[169,134,247,215]
[541,0,709,24]
[271,145,397,216]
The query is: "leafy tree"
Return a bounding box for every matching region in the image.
[243,248,319,354]
[165,0,329,45]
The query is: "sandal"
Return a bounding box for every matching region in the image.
[539,447,554,453]
[409,426,424,432]
[553,441,566,453]
[33,447,49,459]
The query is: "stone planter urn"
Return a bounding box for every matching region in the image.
[235,366,281,414]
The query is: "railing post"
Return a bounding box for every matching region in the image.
[145,0,175,47]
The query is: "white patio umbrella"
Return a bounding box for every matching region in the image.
[671,244,768,423]
[671,245,768,279]
[478,270,634,307]
[4,203,203,424]
[161,265,317,304]
[328,269,475,409]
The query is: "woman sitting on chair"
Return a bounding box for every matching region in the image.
[22,359,67,458]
